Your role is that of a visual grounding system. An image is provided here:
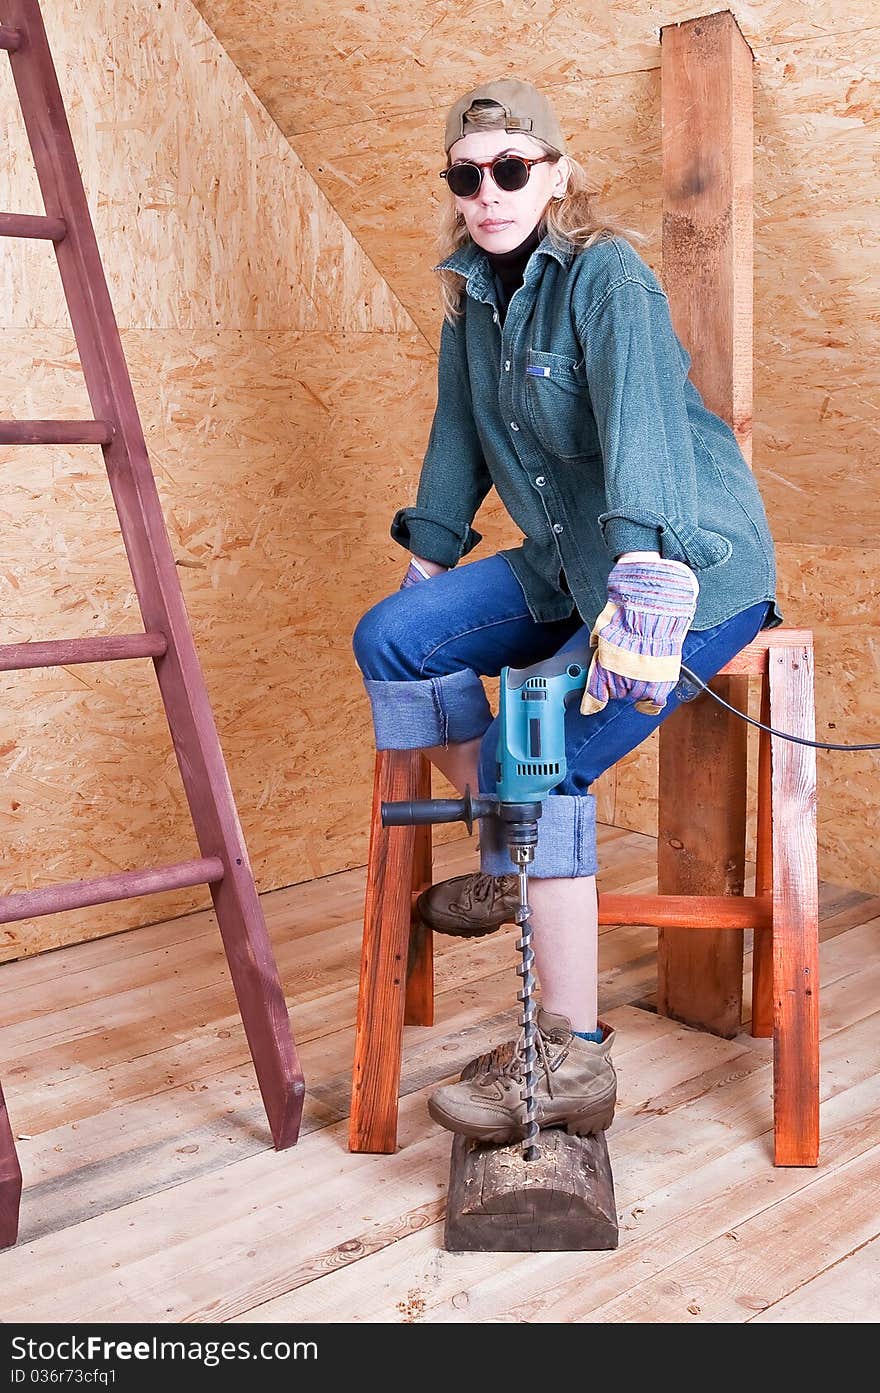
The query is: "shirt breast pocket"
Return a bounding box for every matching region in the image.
[523,349,600,462]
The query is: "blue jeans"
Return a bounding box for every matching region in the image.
[353,555,771,879]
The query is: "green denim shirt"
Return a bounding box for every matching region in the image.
[391,233,782,632]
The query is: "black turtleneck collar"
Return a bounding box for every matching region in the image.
[485,220,545,321]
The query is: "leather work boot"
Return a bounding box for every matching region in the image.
[416,871,519,938]
[427,1008,617,1143]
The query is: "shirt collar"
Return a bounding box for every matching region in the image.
[433,231,574,300]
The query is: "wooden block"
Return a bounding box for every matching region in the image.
[445,1129,618,1253]
[442,1044,618,1253]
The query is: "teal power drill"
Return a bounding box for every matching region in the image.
[382,636,593,1161]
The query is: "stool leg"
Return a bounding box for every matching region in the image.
[751,673,773,1037]
[769,643,820,1166]
[405,754,434,1027]
[657,674,748,1038]
[0,1081,22,1250]
[349,749,421,1154]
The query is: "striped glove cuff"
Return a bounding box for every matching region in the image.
[580,557,699,717]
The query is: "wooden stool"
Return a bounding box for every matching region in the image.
[350,627,820,1169]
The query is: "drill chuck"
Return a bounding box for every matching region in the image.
[509,844,535,866]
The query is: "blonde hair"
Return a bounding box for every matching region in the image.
[436,101,646,324]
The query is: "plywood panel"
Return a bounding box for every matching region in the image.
[0,328,420,952]
[752,33,880,547]
[0,326,522,958]
[192,0,880,135]
[0,0,411,333]
[0,0,430,959]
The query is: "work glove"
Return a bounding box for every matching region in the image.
[580,556,699,717]
[400,555,448,589]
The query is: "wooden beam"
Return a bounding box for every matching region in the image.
[658,10,756,1036]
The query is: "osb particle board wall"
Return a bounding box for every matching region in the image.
[1,1,878,967]
[195,0,880,893]
[0,0,508,960]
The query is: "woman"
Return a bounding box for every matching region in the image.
[352,78,781,1145]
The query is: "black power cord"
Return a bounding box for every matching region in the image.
[678,664,880,752]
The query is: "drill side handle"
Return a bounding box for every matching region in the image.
[381,786,498,835]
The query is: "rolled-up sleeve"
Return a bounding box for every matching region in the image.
[578,275,704,563]
[391,315,493,567]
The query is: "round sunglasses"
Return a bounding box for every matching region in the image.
[440,154,556,199]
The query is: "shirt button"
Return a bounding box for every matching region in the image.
[510,421,519,431]
[504,360,511,371]
[553,523,564,534]
[535,476,546,487]
[493,312,499,324]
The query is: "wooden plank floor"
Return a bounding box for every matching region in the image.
[0,823,878,1323]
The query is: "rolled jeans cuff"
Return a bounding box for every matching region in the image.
[362,669,494,750]
[479,793,598,879]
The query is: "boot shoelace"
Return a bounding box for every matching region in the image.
[490,1025,571,1101]
[451,871,515,912]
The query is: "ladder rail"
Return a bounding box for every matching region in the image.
[0,1083,22,1251]
[0,0,304,1170]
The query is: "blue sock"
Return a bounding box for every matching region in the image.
[574,1028,604,1044]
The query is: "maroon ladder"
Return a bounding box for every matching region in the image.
[0,0,305,1248]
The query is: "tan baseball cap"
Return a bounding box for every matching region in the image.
[444,78,566,155]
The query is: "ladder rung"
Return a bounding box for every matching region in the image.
[0,25,21,51]
[0,419,113,445]
[0,211,66,241]
[0,857,225,926]
[0,632,167,672]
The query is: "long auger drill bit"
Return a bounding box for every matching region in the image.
[513,851,540,1162]
[379,787,545,1160]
